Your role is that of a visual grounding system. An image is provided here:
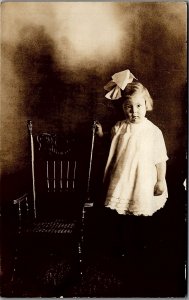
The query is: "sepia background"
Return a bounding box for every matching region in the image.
[1,2,187,207]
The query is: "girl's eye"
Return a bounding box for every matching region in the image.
[137,104,141,108]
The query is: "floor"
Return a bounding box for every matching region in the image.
[1,195,187,298]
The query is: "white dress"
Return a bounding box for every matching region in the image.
[104,118,168,216]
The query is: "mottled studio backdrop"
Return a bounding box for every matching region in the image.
[1,2,187,201]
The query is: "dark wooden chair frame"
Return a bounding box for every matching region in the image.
[10,120,97,296]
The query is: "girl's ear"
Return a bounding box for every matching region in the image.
[145,98,153,111]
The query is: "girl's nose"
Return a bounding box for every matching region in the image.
[132,106,138,113]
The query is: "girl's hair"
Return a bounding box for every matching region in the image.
[121,82,153,111]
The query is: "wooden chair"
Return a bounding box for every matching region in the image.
[11,120,96,297]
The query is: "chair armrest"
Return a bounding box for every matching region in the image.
[13,193,28,205]
[12,193,30,221]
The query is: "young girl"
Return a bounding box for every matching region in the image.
[96,70,168,254]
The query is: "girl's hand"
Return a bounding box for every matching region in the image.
[154,180,165,196]
[95,121,104,137]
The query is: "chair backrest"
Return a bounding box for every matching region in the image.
[27,121,87,220]
[34,133,78,192]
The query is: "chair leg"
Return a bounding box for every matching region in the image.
[78,241,84,280]
[10,247,23,296]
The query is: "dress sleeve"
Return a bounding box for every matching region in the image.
[154,129,168,164]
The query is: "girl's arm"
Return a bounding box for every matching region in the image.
[154,161,166,196]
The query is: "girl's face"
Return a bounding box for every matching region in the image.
[122,94,146,123]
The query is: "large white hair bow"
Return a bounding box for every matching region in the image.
[104,69,137,100]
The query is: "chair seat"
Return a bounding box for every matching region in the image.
[25,219,77,235]
[19,219,80,257]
